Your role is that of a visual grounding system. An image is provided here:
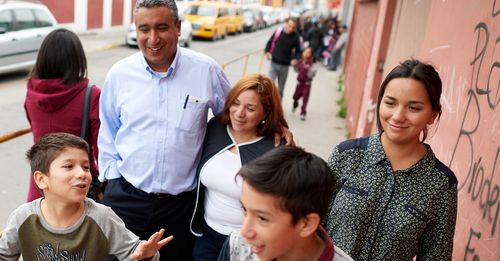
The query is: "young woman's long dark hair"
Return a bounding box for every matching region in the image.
[29,28,87,85]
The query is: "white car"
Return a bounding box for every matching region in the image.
[126,14,192,48]
[0,1,58,75]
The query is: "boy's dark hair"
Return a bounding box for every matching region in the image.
[238,146,335,224]
[26,133,89,174]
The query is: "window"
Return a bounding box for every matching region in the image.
[219,8,228,16]
[186,6,216,16]
[0,10,13,32]
[34,9,53,27]
[13,9,36,30]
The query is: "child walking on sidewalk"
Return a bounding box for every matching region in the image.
[292,47,317,120]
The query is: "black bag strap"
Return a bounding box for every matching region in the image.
[80,84,94,140]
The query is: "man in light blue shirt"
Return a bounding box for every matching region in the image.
[98,0,230,260]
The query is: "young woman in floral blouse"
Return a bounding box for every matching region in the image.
[324,59,457,261]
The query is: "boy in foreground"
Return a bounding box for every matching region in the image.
[0,133,171,260]
[217,146,353,261]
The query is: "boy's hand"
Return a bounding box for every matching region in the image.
[130,229,173,260]
[274,126,295,147]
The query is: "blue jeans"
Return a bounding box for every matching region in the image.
[193,219,229,261]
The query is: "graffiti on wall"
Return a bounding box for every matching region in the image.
[448,1,499,260]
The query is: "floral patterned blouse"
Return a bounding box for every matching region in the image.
[324,133,458,261]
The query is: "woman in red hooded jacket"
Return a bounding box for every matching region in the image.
[24,28,100,201]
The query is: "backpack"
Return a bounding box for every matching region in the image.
[269,27,282,54]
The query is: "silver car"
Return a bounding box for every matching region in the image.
[0,1,58,75]
[126,13,193,48]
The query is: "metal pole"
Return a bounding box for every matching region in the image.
[242,55,249,76]
[0,128,32,144]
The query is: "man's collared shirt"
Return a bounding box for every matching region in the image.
[98,47,231,194]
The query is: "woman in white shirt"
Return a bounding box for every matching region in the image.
[190,73,289,261]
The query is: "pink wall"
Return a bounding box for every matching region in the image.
[353,0,396,137]
[112,0,124,26]
[345,0,500,259]
[342,1,378,137]
[421,1,499,259]
[131,0,137,22]
[87,0,104,29]
[39,0,74,24]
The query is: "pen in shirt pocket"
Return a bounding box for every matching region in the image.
[183,94,189,109]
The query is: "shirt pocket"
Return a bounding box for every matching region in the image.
[331,183,370,225]
[404,204,429,223]
[390,204,429,242]
[177,97,207,132]
[342,184,369,197]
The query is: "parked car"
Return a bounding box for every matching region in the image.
[260,6,276,28]
[0,0,58,75]
[125,13,193,47]
[242,8,264,32]
[185,1,230,41]
[226,3,243,35]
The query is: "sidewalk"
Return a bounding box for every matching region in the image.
[78,30,348,160]
[78,27,128,54]
[280,65,347,160]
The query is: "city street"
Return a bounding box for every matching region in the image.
[0,26,346,227]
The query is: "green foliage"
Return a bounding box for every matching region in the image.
[336,74,346,119]
[336,97,346,118]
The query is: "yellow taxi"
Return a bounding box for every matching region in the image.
[226,3,243,34]
[185,1,230,40]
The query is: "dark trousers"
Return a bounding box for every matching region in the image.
[103,178,196,261]
[192,219,228,261]
[293,82,312,115]
[329,48,343,70]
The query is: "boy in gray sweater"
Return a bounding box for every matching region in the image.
[0,133,171,260]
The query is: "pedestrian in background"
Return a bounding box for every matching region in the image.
[190,73,288,261]
[24,28,100,202]
[305,21,324,61]
[324,59,457,260]
[328,25,348,71]
[292,47,317,121]
[264,18,302,98]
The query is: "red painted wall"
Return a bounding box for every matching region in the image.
[342,1,379,137]
[39,0,74,24]
[420,1,499,260]
[112,0,124,26]
[345,0,500,259]
[87,0,104,29]
[131,0,137,21]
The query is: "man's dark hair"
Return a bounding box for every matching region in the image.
[26,133,89,174]
[238,146,335,224]
[134,0,179,22]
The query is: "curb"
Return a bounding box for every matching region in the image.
[86,42,121,54]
